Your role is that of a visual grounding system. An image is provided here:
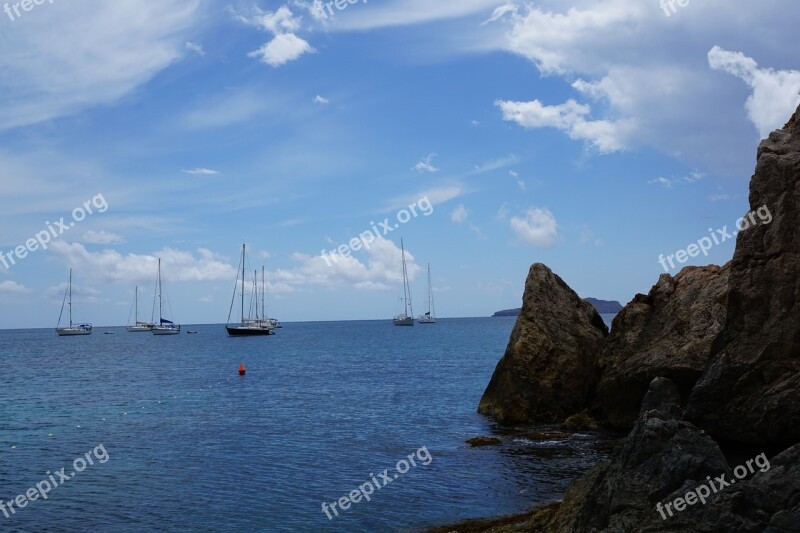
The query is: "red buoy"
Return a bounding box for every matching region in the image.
[238,363,247,376]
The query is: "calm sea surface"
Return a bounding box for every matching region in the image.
[0,317,613,532]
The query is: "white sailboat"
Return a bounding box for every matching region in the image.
[56,269,92,336]
[418,263,436,324]
[393,238,414,326]
[226,244,275,336]
[126,285,154,332]
[151,258,180,335]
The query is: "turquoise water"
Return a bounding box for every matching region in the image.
[0,318,609,532]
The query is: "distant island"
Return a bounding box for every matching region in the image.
[492,297,623,317]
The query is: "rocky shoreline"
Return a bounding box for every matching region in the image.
[434,105,800,532]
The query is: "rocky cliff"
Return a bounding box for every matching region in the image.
[593,265,729,428]
[478,263,608,424]
[684,109,800,447]
[462,104,800,532]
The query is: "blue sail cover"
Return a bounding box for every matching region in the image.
[160,318,174,324]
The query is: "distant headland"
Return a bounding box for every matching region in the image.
[492,297,623,317]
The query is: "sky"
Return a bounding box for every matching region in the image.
[0,0,798,328]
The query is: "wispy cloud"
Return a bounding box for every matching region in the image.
[313,95,330,104]
[185,41,205,56]
[0,280,31,294]
[0,1,203,132]
[413,153,440,173]
[182,167,219,175]
[82,231,125,245]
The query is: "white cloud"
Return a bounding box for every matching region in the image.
[82,231,125,245]
[240,5,314,67]
[49,242,237,283]
[0,281,31,294]
[451,204,469,223]
[182,168,219,175]
[384,185,465,211]
[510,208,558,247]
[708,46,800,138]
[485,1,798,172]
[509,170,525,190]
[309,0,504,31]
[579,228,603,247]
[413,153,440,173]
[249,33,315,67]
[182,88,286,130]
[256,6,301,34]
[649,177,673,188]
[313,95,330,104]
[496,98,632,153]
[273,237,422,291]
[185,41,205,56]
[0,1,202,131]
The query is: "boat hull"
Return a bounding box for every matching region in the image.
[56,327,92,336]
[127,325,154,332]
[418,317,436,324]
[393,316,414,326]
[226,326,275,336]
[152,326,181,335]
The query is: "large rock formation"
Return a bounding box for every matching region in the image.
[547,377,732,531]
[528,378,800,532]
[593,265,729,428]
[685,104,800,446]
[478,263,608,424]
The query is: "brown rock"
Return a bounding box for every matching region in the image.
[465,436,502,447]
[478,264,608,425]
[593,265,729,428]
[685,103,800,446]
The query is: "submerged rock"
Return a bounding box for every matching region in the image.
[478,264,608,425]
[465,436,502,447]
[685,103,800,447]
[593,265,729,428]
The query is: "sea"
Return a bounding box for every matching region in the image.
[0,316,616,532]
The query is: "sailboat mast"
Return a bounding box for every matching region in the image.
[400,239,411,315]
[68,268,73,326]
[158,259,163,322]
[241,244,246,323]
[427,263,432,315]
[261,266,266,321]
[134,286,139,323]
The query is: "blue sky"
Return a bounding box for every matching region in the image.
[0,0,798,328]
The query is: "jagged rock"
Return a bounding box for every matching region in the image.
[593,266,728,428]
[685,103,800,446]
[478,264,608,425]
[545,377,731,531]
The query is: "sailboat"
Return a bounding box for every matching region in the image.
[226,244,275,336]
[56,269,92,336]
[418,263,436,324]
[151,258,180,335]
[393,238,414,326]
[127,285,154,332]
